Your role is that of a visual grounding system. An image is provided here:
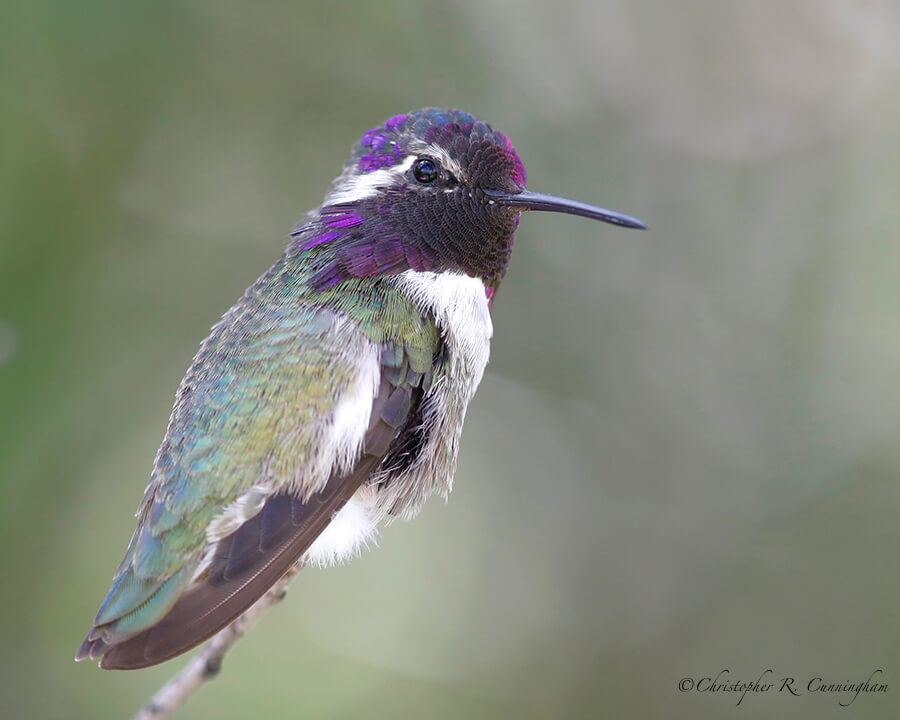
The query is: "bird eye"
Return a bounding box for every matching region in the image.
[412,157,440,184]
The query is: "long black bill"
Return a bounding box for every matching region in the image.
[484,189,646,230]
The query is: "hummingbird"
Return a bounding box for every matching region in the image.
[75,108,645,670]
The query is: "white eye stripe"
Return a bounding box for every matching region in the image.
[326,155,418,204]
[325,146,464,206]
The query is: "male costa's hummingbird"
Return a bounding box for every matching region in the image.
[76,108,645,669]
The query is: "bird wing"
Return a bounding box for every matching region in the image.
[76,275,440,668]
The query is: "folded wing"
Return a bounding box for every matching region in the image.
[76,281,440,669]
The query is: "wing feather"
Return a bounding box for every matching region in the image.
[79,355,430,668]
[76,267,441,668]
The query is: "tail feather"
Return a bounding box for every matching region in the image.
[99,454,378,669]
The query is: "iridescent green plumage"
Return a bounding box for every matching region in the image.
[79,235,440,663]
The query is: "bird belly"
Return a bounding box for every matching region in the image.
[302,487,380,567]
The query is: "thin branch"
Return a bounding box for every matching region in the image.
[132,565,301,720]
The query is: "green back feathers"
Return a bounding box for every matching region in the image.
[85,247,439,646]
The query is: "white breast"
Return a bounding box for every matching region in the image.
[304,271,494,563]
[393,270,493,383]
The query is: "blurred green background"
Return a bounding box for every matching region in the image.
[2,1,900,718]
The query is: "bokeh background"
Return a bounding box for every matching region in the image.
[2,1,900,718]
